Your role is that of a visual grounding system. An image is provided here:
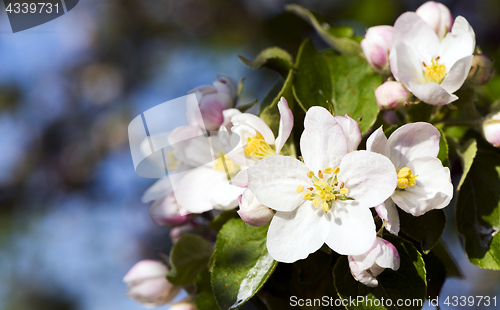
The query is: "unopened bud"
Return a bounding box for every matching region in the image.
[468,54,495,85]
[237,189,274,227]
[483,112,500,147]
[361,26,393,73]
[123,260,180,307]
[149,192,190,227]
[416,1,453,40]
[375,81,410,110]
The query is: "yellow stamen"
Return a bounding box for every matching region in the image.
[340,188,349,195]
[324,167,334,174]
[307,171,314,178]
[303,192,312,200]
[321,202,329,212]
[296,185,304,194]
[318,170,324,179]
[313,198,320,208]
[213,154,240,177]
[397,167,418,189]
[333,167,340,174]
[424,58,447,84]
[243,132,276,159]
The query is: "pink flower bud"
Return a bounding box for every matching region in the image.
[169,221,199,244]
[483,112,500,147]
[375,81,410,110]
[123,260,180,307]
[468,54,495,85]
[189,76,237,131]
[170,302,197,310]
[416,1,453,40]
[237,189,274,227]
[149,192,191,227]
[361,26,393,73]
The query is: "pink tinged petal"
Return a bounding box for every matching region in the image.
[217,74,238,98]
[391,42,426,88]
[123,260,169,283]
[483,114,500,147]
[392,12,439,62]
[376,239,400,270]
[348,257,379,287]
[391,157,453,216]
[237,189,275,227]
[334,114,362,152]
[247,155,311,212]
[326,201,376,255]
[267,201,331,263]
[366,126,390,157]
[349,239,381,270]
[231,113,275,145]
[375,199,400,235]
[361,26,393,72]
[301,107,348,172]
[142,178,172,203]
[170,302,197,310]
[416,1,453,40]
[230,169,249,187]
[126,277,180,306]
[337,151,397,208]
[221,108,242,131]
[438,16,476,69]
[439,55,473,94]
[388,122,441,168]
[149,192,190,227]
[199,95,229,131]
[274,97,294,153]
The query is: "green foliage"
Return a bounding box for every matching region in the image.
[209,210,240,232]
[167,234,214,286]
[437,128,450,168]
[196,269,220,310]
[239,47,294,78]
[285,4,362,55]
[333,236,427,310]
[398,209,446,254]
[293,39,380,133]
[456,148,500,270]
[457,139,478,190]
[211,219,278,310]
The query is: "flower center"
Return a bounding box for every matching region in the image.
[296,166,353,213]
[423,57,447,84]
[396,167,418,189]
[213,153,240,179]
[244,132,276,160]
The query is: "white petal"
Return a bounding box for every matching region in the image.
[391,157,453,216]
[247,156,311,212]
[438,16,476,69]
[275,97,294,153]
[348,257,379,287]
[230,169,249,187]
[334,114,362,152]
[208,181,245,211]
[375,199,400,235]
[123,260,168,283]
[237,189,275,227]
[388,122,441,169]
[231,113,275,145]
[301,107,348,172]
[440,55,473,94]
[375,238,400,270]
[349,239,381,270]
[142,178,172,203]
[326,201,376,255]
[391,41,426,88]
[338,151,397,207]
[366,126,390,157]
[267,201,331,263]
[408,81,458,105]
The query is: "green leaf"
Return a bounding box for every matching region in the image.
[167,234,213,286]
[209,210,240,232]
[457,139,477,190]
[456,148,500,270]
[293,249,332,284]
[431,241,462,278]
[407,101,433,122]
[239,47,293,78]
[285,4,362,55]
[333,235,427,310]
[437,128,450,168]
[398,208,446,254]
[212,219,278,310]
[293,39,380,133]
[196,269,220,310]
[422,251,445,300]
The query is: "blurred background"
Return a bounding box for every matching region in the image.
[0,0,499,309]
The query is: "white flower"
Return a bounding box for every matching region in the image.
[189,75,237,131]
[375,80,411,110]
[348,237,400,287]
[416,1,453,40]
[247,107,397,262]
[483,112,500,148]
[361,26,393,74]
[123,260,180,308]
[390,12,475,105]
[237,189,275,227]
[366,123,453,225]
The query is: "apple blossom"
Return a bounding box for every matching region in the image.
[483,112,500,148]
[123,260,180,307]
[348,237,400,287]
[361,26,393,74]
[149,191,191,226]
[468,54,495,85]
[366,122,453,219]
[170,303,197,310]
[375,200,400,235]
[390,12,475,105]
[247,107,397,262]
[188,75,237,131]
[375,80,411,110]
[416,1,453,40]
[237,189,275,227]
